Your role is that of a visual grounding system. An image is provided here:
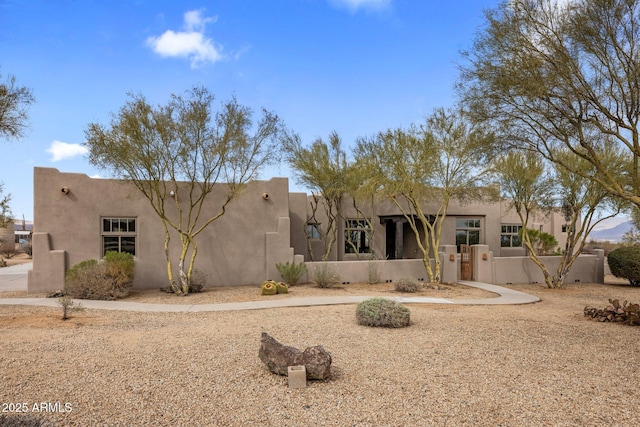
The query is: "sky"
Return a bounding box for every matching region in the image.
[1,0,519,221]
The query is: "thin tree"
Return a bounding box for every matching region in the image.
[0,68,33,265]
[0,68,35,141]
[355,108,494,283]
[85,86,285,295]
[492,151,559,287]
[459,0,640,208]
[552,147,626,285]
[283,131,349,261]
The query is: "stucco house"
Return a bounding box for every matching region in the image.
[28,167,587,293]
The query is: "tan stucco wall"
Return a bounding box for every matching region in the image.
[29,167,295,292]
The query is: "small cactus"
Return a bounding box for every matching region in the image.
[261,280,277,296]
[275,281,289,294]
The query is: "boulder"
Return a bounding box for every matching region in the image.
[259,332,332,380]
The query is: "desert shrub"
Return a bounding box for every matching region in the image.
[608,246,640,286]
[58,295,84,320]
[356,297,411,328]
[189,269,207,293]
[22,242,32,257]
[367,258,382,284]
[311,263,341,288]
[394,277,421,293]
[103,251,135,291]
[0,413,53,427]
[65,259,98,280]
[65,252,135,300]
[276,261,307,286]
[261,280,277,295]
[0,241,18,259]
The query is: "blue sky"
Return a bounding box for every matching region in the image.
[1,0,503,220]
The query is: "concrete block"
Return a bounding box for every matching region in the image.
[288,365,306,389]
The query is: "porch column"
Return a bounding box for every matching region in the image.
[395,219,405,260]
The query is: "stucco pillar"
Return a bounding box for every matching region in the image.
[593,249,605,284]
[27,232,66,293]
[438,245,458,284]
[472,244,494,284]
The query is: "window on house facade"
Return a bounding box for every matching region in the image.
[501,224,522,247]
[456,218,481,251]
[345,219,372,254]
[102,218,136,256]
[306,223,321,240]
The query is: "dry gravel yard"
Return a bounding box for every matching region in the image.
[1,280,640,426]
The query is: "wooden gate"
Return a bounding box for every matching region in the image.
[460,244,473,280]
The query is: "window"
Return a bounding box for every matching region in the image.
[501,224,522,247]
[456,218,481,251]
[102,218,136,256]
[345,219,372,254]
[306,223,321,240]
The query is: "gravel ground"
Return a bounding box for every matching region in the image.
[1,281,640,426]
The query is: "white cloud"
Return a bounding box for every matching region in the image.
[329,0,391,12]
[46,140,88,162]
[146,9,223,68]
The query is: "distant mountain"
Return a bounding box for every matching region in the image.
[589,221,634,242]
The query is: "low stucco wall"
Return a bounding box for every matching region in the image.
[303,246,459,284]
[301,249,604,286]
[493,251,604,285]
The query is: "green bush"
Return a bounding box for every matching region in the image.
[356,297,411,328]
[103,251,135,291]
[276,261,307,286]
[58,295,84,320]
[394,277,421,293]
[65,252,136,300]
[608,246,640,286]
[311,263,341,288]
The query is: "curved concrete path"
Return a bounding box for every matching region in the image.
[0,279,540,313]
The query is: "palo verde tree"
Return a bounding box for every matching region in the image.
[355,108,494,283]
[459,0,640,209]
[492,150,559,287]
[0,183,11,229]
[0,68,33,265]
[282,131,350,261]
[0,68,35,141]
[85,86,285,295]
[552,147,627,284]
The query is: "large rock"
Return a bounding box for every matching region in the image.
[259,332,332,380]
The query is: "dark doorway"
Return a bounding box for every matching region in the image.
[385,219,396,260]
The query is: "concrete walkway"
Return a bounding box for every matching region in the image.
[0,264,540,312]
[0,262,31,291]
